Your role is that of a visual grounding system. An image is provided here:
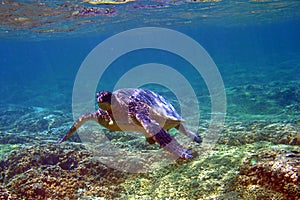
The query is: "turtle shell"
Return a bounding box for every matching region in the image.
[112,88,183,122]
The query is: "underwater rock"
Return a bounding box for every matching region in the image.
[0,105,33,131]
[226,82,300,119]
[0,143,127,199]
[268,85,300,106]
[227,149,300,200]
[0,186,10,199]
[218,120,300,146]
[0,105,75,144]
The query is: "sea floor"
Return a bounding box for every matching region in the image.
[0,79,299,199]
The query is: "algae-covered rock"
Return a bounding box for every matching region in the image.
[227,149,300,200]
[218,120,300,146]
[119,144,251,199]
[0,143,128,200]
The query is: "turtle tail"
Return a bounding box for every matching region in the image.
[57,112,98,144]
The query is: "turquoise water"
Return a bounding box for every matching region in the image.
[0,0,300,199]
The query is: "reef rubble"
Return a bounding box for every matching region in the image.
[227,149,300,200]
[0,143,128,200]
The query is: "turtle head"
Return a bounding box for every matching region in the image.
[96,91,112,110]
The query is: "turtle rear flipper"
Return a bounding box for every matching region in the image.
[175,124,202,143]
[133,112,193,159]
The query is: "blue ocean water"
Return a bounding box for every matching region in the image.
[1,20,299,116]
[0,0,300,199]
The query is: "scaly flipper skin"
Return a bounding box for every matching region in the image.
[129,100,193,159]
[175,124,202,143]
[57,109,113,144]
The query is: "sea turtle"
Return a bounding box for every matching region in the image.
[58,88,202,159]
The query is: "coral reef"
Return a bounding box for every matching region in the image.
[119,145,247,199]
[0,186,10,199]
[0,143,128,199]
[0,80,299,199]
[218,120,300,146]
[227,149,300,200]
[2,141,298,199]
[0,105,79,145]
[116,143,300,199]
[226,82,300,120]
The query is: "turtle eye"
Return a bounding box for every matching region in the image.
[97,96,102,103]
[96,91,105,99]
[96,91,112,103]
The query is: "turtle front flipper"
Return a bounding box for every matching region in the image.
[129,101,192,159]
[57,109,113,144]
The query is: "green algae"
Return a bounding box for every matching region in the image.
[118,142,300,199]
[0,144,20,158]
